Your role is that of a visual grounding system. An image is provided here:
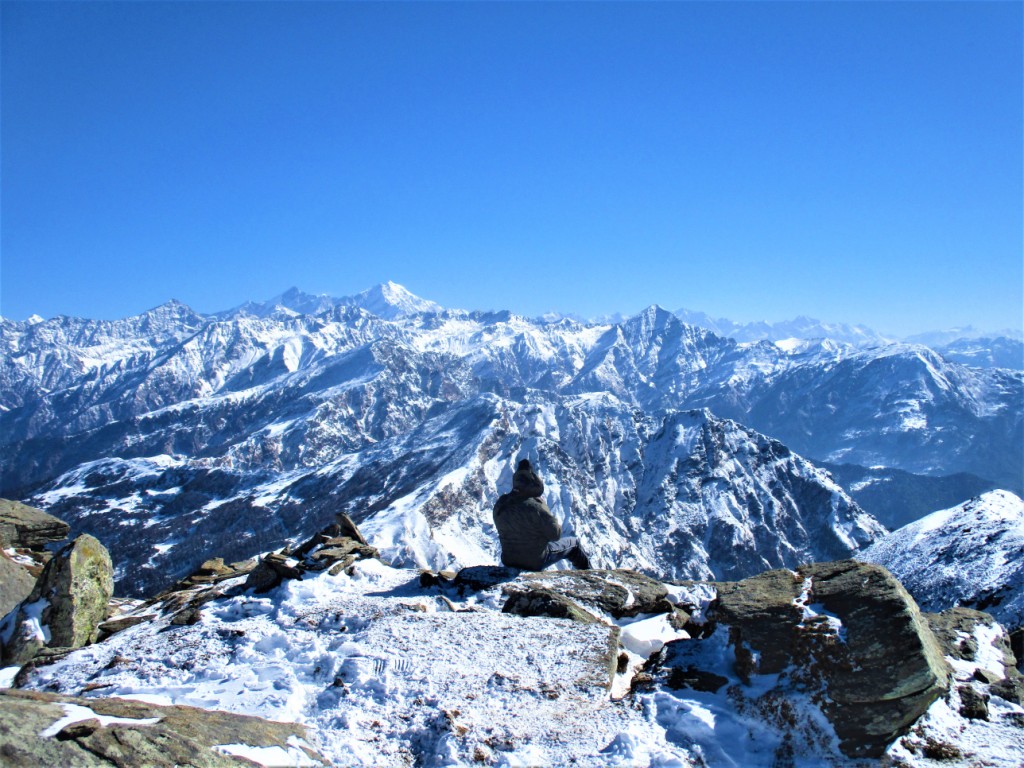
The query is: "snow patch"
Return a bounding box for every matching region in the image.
[40,702,160,738]
[214,739,319,767]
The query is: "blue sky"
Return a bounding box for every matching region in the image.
[2,2,1021,336]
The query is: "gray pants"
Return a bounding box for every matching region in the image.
[541,537,591,570]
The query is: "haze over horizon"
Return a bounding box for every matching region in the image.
[2,2,1021,337]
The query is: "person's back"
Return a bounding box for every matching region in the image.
[492,458,590,571]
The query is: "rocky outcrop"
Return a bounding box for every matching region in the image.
[654,560,950,759]
[926,607,1024,709]
[0,688,327,767]
[502,588,602,624]
[0,499,69,549]
[518,570,677,619]
[425,566,690,628]
[2,534,114,666]
[795,561,949,757]
[124,515,384,630]
[243,518,382,594]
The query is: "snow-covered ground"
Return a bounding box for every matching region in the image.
[11,558,1024,767]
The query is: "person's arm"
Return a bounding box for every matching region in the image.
[535,502,561,542]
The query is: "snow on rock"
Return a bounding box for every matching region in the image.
[213,739,320,767]
[39,702,161,737]
[860,490,1024,630]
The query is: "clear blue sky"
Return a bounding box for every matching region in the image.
[2,2,1021,336]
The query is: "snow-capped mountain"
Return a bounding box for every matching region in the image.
[674,309,893,347]
[220,281,445,322]
[341,280,446,319]
[2,283,1021,595]
[860,490,1024,631]
[672,309,1023,370]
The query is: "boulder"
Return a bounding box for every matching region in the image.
[0,549,36,618]
[243,553,303,593]
[0,688,327,767]
[712,567,803,675]
[96,615,156,640]
[514,569,674,619]
[335,512,368,545]
[0,499,69,549]
[958,684,990,720]
[451,565,520,591]
[2,534,114,666]
[656,560,950,759]
[446,567,677,621]
[796,560,950,758]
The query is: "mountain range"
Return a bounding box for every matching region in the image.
[1,282,1021,596]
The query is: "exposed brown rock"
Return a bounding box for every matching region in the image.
[0,688,327,767]
[96,615,157,640]
[522,569,675,619]
[3,534,114,666]
[502,588,601,624]
[0,499,69,550]
[336,512,368,545]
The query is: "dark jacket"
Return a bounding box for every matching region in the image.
[492,462,561,571]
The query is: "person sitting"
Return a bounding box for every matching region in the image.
[492,458,591,571]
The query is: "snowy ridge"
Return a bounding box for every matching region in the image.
[860,490,1024,630]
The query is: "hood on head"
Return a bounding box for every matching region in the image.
[512,460,544,498]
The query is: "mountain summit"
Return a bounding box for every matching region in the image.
[223,281,442,320]
[339,280,444,319]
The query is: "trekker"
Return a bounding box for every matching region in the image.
[492,458,591,571]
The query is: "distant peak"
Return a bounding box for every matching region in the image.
[629,304,677,325]
[149,298,194,314]
[345,282,443,319]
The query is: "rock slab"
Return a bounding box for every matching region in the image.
[0,688,327,767]
[0,499,69,549]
